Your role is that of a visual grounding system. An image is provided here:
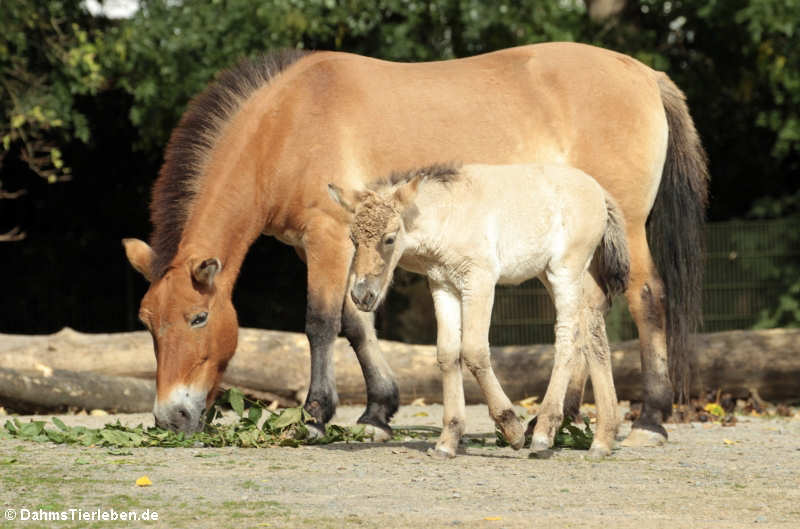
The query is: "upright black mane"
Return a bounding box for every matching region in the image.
[149,49,311,277]
[381,162,462,188]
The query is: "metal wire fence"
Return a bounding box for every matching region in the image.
[489,218,800,345]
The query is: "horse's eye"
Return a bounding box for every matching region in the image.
[384,235,395,246]
[190,312,209,328]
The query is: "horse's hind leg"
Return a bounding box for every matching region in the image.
[580,273,620,458]
[531,267,584,456]
[460,276,525,450]
[525,277,588,440]
[621,228,672,447]
[342,297,399,441]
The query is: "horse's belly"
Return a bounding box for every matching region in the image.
[496,251,549,286]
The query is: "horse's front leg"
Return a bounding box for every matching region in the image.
[300,218,354,434]
[460,276,524,450]
[428,283,466,459]
[342,296,399,441]
[531,268,584,457]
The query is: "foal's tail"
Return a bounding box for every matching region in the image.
[652,74,710,403]
[596,192,630,300]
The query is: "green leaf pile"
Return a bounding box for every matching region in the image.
[496,415,595,450]
[1,389,369,449]
[553,416,594,450]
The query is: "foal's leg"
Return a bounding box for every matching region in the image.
[428,283,466,459]
[531,267,584,456]
[342,296,399,441]
[580,274,620,458]
[621,228,672,447]
[460,276,525,450]
[539,276,589,422]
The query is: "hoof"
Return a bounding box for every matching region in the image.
[528,448,553,459]
[620,427,667,447]
[529,435,553,459]
[363,424,392,443]
[502,420,526,451]
[508,433,525,451]
[586,443,612,459]
[427,447,456,459]
[305,422,325,440]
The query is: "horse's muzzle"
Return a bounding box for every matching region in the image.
[153,386,206,434]
[351,278,380,312]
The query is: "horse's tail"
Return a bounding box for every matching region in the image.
[596,191,630,300]
[651,74,710,403]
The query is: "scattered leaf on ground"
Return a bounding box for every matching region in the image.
[135,476,152,487]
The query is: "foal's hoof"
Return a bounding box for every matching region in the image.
[529,436,553,459]
[427,447,456,460]
[620,427,667,448]
[586,443,612,459]
[363,424,393,443]
[528,448,554,459]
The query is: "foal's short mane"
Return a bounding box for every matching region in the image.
[149,49,311,277]
[377,162,462,190]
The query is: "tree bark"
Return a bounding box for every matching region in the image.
[0,327,798,413]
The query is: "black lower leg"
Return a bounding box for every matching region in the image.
[303,305,340,431]
[342,305,398,432]
[633,371,672,438]
[632,282,672,438]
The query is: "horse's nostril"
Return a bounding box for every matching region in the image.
[178,408,190,420]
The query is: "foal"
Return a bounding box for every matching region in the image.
[329,163,630,458]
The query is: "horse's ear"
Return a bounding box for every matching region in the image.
[122,238,155,282]
[393,175,422,208]
[327,183,357,213]
[192,258,221,288]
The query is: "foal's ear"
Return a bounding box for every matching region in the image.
[393,175,422,208]
[122,238,155,282]
[192,258,222,288]
[327,183,358,214]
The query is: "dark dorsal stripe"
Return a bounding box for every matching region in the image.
[149,49,311,277]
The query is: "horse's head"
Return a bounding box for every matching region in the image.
[327,176,421,312]
[123,238,238,434]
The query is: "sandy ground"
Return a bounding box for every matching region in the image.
[2,404,800,529]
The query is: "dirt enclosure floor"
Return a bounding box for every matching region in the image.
[2,404,799,529]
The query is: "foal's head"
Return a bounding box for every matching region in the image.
[123,239,238,434]
[328,177,422,312]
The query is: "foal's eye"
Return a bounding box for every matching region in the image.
[384,235,396,246]
[190,312,209,328]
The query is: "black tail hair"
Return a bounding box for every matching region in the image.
[650,75,710,403]
[597,192,630,300]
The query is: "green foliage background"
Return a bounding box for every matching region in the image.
[0,0,798,333]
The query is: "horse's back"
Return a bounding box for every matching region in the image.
[269,43,666,224]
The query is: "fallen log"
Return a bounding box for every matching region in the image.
[0,367,154,413]
[0,327,798,413]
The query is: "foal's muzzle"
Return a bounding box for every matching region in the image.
[351,277,381,312]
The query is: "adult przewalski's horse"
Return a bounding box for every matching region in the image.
[329,163,630,458]
[123,42,708,445]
